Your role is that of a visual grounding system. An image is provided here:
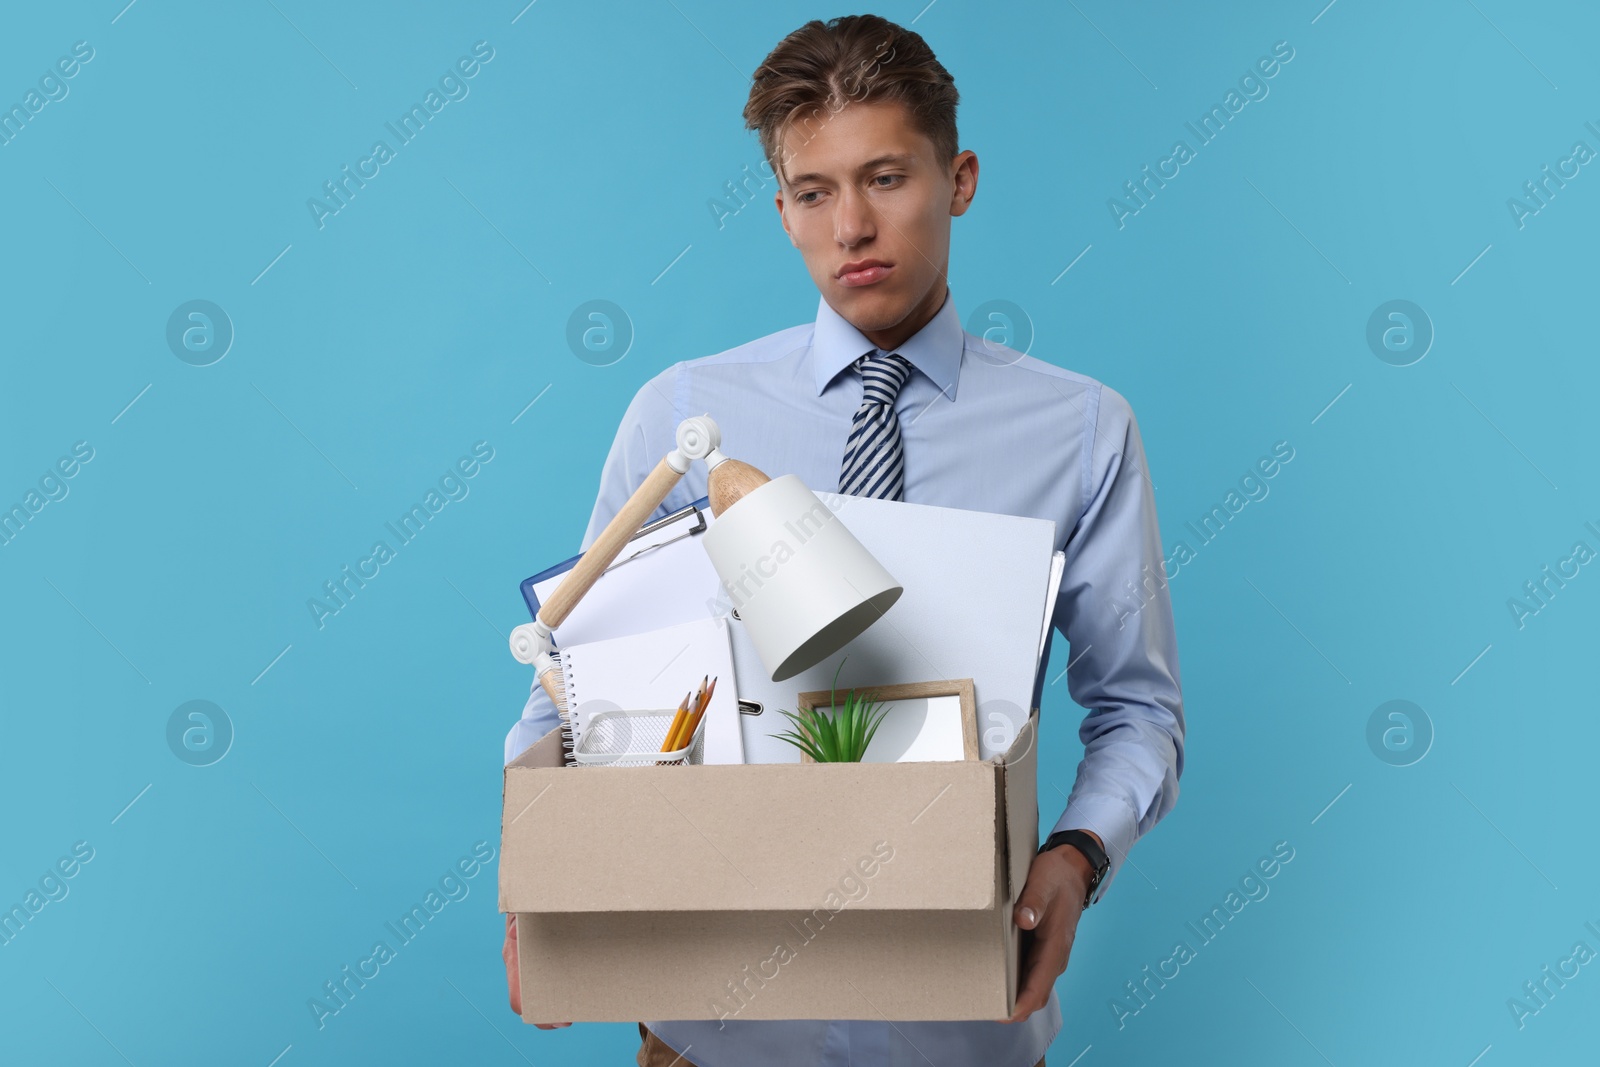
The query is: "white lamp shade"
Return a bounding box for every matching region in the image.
[702,474,903,681]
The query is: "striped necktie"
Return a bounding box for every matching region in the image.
[839,351,913,500]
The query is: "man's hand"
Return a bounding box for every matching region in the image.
[504,913,572,1028]
[999,831,1102,1024]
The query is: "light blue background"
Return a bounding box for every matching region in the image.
[2,1,1595,1063]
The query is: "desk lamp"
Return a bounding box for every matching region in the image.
[509,415,902,708]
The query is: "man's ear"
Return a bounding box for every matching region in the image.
[949,149,979,218]
[774,190,797,247]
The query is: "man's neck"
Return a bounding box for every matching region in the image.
[860,282,949,353]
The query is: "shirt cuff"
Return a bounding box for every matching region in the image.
[1047,791,1140,905]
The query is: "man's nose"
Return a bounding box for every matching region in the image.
[834,185,875,246]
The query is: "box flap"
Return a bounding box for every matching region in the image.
[502,754,1000,914]
[516,907,1011,1021]
[999,707,1040,905]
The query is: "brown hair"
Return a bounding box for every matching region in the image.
[743,14,960,184]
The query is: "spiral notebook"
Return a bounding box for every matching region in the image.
[555,615,743,766]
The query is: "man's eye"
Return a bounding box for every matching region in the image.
[799,191,821,204]
[873,174,902,187]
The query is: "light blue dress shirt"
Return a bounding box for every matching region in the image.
[503,288,1185,1067]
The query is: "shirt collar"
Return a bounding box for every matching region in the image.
[811,288,963,401]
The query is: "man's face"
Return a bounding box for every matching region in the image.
[774,99,977,346]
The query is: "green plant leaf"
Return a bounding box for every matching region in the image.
[774,706,846,762]
[773,710,809,742]
[817,710,841,762]
[772,709,820,759]
[849,691,871,760]
[824,658,849,762]
[772,717,826,761]
[860,697,891,758]
[836,698,855,760]
[773,731,826,762]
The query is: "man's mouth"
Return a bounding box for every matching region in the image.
[836,260,893,288]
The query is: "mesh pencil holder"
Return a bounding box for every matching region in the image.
[572,707,707,767]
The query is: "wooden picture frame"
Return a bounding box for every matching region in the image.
[794,678,979,763]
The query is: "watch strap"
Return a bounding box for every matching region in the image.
[1038,829,1110,908]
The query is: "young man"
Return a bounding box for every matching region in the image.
[502,15,1184,1067]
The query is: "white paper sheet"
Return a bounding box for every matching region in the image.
[1042,550,1066,662]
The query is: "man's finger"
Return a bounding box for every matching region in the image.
[504,914,523,1016]
[1005,907,1073,1022]
[1007,923,1073,1021]
[1001,858,1063,1022]
[1012,858,1060,931]
[507,913,570,1026]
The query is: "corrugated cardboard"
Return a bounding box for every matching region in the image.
[500,705,1039,1023]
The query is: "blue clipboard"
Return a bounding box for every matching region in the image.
[519,495,711,623]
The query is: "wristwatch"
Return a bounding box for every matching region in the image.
[1037,829,1110,909]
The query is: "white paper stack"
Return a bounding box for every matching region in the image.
[726,491,1059,763]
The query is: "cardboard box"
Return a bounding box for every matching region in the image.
[500,706,1040,1023]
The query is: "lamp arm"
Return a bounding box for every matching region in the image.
[508,415,726,693]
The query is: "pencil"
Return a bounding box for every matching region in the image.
[661,690,692,753]
[680,675,717,749]
[667,675,708,752]
[668,675,707,751]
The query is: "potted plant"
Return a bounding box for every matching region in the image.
[773,659,892,763]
